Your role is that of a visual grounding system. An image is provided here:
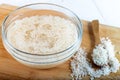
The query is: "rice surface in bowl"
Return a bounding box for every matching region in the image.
[7,15,77,54]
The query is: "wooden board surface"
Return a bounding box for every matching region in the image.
[0,4,120,80]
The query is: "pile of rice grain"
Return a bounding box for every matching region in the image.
[71,37,120,80]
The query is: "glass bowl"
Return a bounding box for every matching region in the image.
[2,3,82,69]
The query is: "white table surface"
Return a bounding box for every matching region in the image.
[0,0,120,28]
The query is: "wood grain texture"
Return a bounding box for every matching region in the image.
[0,4,120,80]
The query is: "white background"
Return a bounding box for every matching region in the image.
[0,0,120,28]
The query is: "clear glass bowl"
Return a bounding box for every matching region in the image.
[2,3,82,69]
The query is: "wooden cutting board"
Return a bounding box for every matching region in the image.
[0,4,120,80]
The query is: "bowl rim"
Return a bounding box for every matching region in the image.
[2,3,83,56]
